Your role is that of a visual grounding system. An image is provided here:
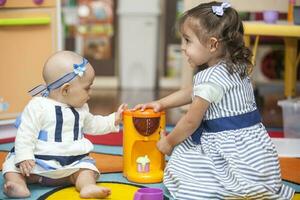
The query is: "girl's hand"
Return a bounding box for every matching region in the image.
[115,103,128,125]
[157,130,173,156]
[19,160,35,177]
[133,101,163,112]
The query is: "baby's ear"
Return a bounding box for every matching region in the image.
[61,83,71,96]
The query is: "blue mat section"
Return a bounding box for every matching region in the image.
[93,144,122,155]
[0,143,13,152]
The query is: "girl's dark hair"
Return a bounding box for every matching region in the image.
[178,1,253,78]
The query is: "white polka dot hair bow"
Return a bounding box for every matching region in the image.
[212,2,231,16]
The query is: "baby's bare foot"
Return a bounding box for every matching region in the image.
[80,184,111,199]
[3,181,30,198]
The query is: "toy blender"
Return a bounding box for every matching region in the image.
[123,109,165,183]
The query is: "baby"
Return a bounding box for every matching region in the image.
[2,51,126,199]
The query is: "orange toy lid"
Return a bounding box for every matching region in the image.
[123,108,165,117]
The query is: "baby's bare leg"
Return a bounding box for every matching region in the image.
[3,172,30,198]
[70,169,111,199]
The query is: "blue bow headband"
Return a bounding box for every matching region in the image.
[28,58,88,97]
[212,2,231,16]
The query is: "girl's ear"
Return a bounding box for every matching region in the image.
[60,83,71,96]
[208,37,219,52]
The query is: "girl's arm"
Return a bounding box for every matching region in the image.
[134,86,193,111]
[158,86,193,109]
[157,96,210,155]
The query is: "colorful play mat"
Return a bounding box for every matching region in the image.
[0,129,299,199]
[39,182,170,200]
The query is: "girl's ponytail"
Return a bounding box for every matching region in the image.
[223,29,253,78]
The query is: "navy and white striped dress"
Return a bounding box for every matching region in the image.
[2,97,118,179]
[164,63,295,199]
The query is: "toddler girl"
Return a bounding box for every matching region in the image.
[135,2,294,199]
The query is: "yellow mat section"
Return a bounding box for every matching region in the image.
[45,182,141,200]
[293,194,300,200]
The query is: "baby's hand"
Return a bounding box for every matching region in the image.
[19,160,35,177]
[133,101,163,112]
[115,103,127,126]
[156,130,173,156]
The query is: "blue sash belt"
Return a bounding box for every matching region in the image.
[191,109,262,144]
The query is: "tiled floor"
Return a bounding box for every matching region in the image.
[88,88,287,129]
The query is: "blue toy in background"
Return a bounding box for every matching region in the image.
[0,97,9,112]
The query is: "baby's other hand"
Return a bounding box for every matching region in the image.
[132,101,163,112]
[115,103,127,125]
[19,160,35,177]
[156,130,173,156]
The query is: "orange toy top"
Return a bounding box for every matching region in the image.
[123,109,165,118]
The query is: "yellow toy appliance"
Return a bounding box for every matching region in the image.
[123,109,165,183]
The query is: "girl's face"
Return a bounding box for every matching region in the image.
[65,64,95,108]
[180,20,217,68]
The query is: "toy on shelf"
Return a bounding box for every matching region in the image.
[123,109,165,183]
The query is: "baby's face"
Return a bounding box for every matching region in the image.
[65,64,95,108]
